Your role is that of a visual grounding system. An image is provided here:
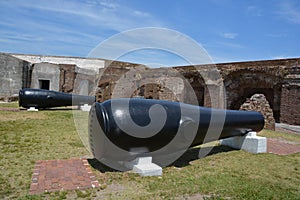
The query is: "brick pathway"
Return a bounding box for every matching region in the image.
[29,138,299,195]
[267,138,300,155]
[29,158,99,194]
[276,126,300,135]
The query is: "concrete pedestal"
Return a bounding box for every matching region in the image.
[80,104,91,112]
[220,131,267,153]
[126,157,162,176]
[27,107,38,111]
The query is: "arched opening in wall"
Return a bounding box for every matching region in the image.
[230,88,281,123]
[231,88,274,109]
[190,83,205,106]
[225,71,283,123]
[132,83,176,101]
[186,75,205,106]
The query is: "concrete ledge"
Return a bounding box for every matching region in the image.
[27,107,38,111]
[276,123,300,133]
[220,131,267,154]
[126,157,162,176]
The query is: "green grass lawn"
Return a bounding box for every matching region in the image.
[0,102,299,199]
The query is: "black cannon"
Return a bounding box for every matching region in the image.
[19,88,95,109]
[89,98,264,169]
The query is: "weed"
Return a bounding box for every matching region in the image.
[75,189,91,198]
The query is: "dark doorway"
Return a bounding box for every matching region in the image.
[39,80,50,90]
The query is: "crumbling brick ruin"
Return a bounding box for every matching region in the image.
[240,94,275,130]
[96,58,300,127]
[0,52,299,127]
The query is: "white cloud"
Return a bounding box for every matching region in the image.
[0,0,165,56]
[266,33,287,38]
[133,10,150,17]
[271,55,286,60]
[99,1,119,10]
[220,32,238,39]
[89,28,213,65]
[270,55,299,60]
[211,41,244,49]
[277,1,300,24]
[9,0,163,32]
[246,6,263,17]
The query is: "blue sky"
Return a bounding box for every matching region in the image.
[1,0,300,66]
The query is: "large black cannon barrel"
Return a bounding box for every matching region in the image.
[19,88,95,109]
[89,98,264,166]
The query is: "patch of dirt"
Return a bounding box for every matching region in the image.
[0,111,47,122]
[176,193,230,200]
[95,183,126,199]
[0,107,20,111]
[175,193,205,200]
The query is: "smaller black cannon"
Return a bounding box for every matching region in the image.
[19,88,95,109]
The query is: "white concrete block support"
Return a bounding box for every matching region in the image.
[27,107,38,111]
[220,131,267,154]
[126,157,162,176]
[80,104,91,112]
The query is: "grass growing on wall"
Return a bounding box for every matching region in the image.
[0,102,299,199]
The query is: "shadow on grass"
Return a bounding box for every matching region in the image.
[171,145,236,168]
[88,145,236,172]
[87,158,120,173]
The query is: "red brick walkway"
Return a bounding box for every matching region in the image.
[267,138,300,155]
[29,158,99,194]
[29,138,300,194]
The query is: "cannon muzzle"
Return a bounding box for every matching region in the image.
[19,88,95,109]
[89,98,264,168]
